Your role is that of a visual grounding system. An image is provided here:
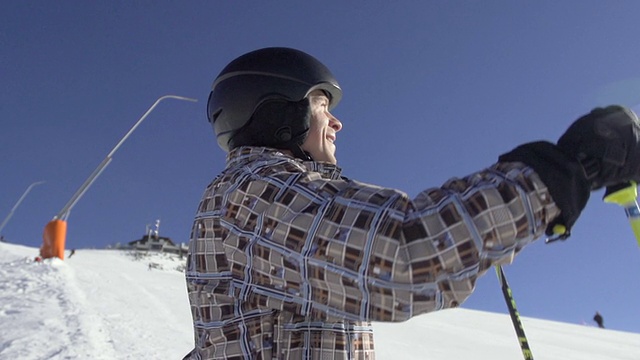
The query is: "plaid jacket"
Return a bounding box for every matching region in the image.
[184,147,559,359]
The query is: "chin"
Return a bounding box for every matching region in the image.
[306,148,337,164]
[327,156,338,165]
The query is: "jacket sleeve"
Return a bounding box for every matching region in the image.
[210,161,559,322]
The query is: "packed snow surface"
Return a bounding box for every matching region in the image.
[1,242,638,359]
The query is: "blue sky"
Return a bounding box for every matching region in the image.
[2,1,640,333]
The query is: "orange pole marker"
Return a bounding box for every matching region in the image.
[41,219,67,260]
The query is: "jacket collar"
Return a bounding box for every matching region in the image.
[226,146,343,180]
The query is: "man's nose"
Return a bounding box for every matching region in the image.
[328,112,342,131]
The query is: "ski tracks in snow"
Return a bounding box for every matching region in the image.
[68,249,193,359]
[0,250,118,360]
[0,245,193,359]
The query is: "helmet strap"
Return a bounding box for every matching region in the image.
[290,144,313,161]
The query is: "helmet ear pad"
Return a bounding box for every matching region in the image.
[228,98,311,150]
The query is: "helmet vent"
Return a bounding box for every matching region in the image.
[209,108,222,124]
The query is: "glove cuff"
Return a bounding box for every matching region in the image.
[499,141,591,236]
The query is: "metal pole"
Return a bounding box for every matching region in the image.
[54,95,197,221]
[0,181,45,235]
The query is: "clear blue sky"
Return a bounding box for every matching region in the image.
[2,1,640,334]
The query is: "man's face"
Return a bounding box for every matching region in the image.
[301,90,343,164]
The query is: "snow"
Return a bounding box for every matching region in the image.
[1,242,639,360]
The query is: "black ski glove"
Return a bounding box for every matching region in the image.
[499,105,640,238]
[499,141,590,238]
[557,105,640,190]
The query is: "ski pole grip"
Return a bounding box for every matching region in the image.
[603,181,640,248]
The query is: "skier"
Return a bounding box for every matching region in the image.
[183,47,640,359]
[594,311,605,328]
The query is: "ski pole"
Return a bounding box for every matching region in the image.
[603,181,640,248]
[495,265,534,360]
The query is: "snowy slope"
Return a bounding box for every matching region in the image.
[1,242,639,360]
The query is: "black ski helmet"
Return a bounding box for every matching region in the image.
[207,47,342,152]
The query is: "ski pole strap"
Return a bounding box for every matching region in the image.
[495,265,534,360]
[603,181,640,248]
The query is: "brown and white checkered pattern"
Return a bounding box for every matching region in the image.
[183,147,559,359]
